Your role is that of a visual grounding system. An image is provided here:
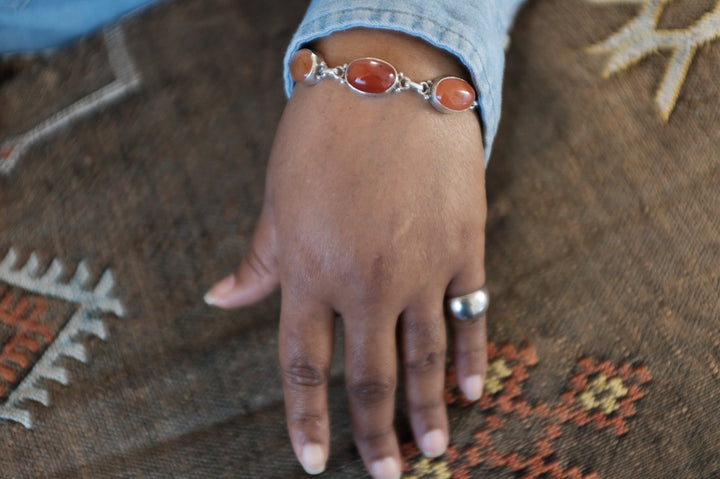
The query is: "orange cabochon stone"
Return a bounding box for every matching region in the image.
[346,58,397,94]
[290,49,315,83]
[434,77,476,111]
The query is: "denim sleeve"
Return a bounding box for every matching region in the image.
[283,0,527,161]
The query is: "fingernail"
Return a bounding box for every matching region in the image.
[203,274,235,305]
[420,429,447,458]
[370,457,400,479]
[300,443,326,475]
[463,375,484,401]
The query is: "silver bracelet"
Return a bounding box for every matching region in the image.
[290,49,479,114]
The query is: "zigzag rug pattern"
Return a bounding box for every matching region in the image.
[0,249,124,428]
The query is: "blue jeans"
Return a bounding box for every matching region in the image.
[0,0,162,55]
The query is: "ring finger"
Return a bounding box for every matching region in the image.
[447,259,488,402]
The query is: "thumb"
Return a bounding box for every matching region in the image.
[204,206,280,309]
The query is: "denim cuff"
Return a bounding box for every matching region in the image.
[283,0,526,161]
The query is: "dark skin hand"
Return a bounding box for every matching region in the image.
[205,29,488,479]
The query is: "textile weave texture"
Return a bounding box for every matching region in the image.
[1,0,718,477]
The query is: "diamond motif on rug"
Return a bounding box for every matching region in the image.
[403,343,652,478]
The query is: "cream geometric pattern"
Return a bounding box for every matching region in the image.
[588,0,720,119]
[0,26,141,175]
[578,373,629,415]
[404,457,452,479]
[484,357,513,395]
[0,249,124,428]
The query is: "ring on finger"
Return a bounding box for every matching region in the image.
[447,285,489,322]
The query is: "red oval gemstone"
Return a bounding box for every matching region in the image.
[346,58,397,94]
[434,77,476,112]
[290,49,316,83]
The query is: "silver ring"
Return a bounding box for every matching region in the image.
[447,286,489,322]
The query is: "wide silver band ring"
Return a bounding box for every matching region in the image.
[447,286,489,322]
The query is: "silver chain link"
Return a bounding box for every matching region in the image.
[316,62,346,82]
[397,74,432,99]
[314,64,435,100]
[311,60,477,111]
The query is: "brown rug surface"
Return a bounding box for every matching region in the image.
[1,0,719,477]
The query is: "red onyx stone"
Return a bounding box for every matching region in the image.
[346,58,397,94]
[290,49,315,83]
[434,77,476,112]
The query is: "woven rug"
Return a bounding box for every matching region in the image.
[1,0,718,477]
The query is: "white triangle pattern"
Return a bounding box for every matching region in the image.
[0,248,124,428]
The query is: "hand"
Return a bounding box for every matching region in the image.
[205,29,488,479]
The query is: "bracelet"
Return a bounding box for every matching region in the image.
[290,49,478,114]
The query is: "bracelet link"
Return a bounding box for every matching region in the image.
[290,48,478,113]
[398,74,431,99]
[318,62,345,82]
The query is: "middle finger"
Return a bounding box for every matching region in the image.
[344,310,402,479]
[400,293,449,458]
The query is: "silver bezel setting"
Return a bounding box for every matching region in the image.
[429,76,478,114]
[344,57,399,96]
[293,49,323,85]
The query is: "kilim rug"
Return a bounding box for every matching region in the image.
[0,0,718,477]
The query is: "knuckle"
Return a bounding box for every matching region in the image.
[282,360,327,389]
[346,377,396,406]
[459,220,486,244]
[287,411,324,429]
[341,253,397,304]
[458,346,486,362]
[457,346,487,370]
[356,282,385,305]
[367,253,394,289]
[404,349,447,374]
[354,424,395,446]
[244,245,274,279]
[408,398,445,415]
